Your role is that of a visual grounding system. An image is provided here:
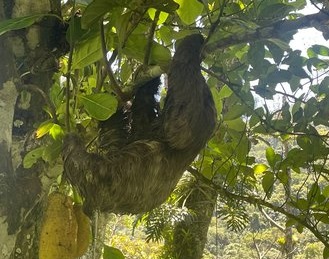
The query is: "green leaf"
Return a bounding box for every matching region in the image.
[36,121,54,138]
[323,247,329,259]
[267,70,292,84]
[0,14,54,36]
[296,198,309,211]
[148,8,169,25]
[223,105,245,121]
[258,3,294,20]
[247,42,265,70]
[80,93,118,121]
[174,0,203,25]
[296,223,304,233]
[49,124,64,140]
[322,185,329,198]
[147,0,179,13]
[210,88,223,115]
[42,139,62,163]
[277,170,289,185]
[307,183,320,202]
[266,147,276,168]
[225,118,245,132]
[253,164,269,175]
[120,61,132,83]
[71,32,106,69]
[81,0,128,29]
[313,213,329,224]
[23,147,44,169]
[262,171,275,198]
[308,44,329,57]
[103,245,125,259]
[218,85,233,99]
[66,16,88,44]
[124,34,171,68]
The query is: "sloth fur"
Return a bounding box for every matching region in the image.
[62,34,217,215]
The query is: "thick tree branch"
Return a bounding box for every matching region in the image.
[187,166,329,249]
[204,12,329,54]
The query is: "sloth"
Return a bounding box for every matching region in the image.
[62,34,217,216]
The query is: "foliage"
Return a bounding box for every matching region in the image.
[4,0,329,257]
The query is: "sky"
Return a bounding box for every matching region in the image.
[290,1,329,54]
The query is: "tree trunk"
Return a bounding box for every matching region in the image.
[167,176,217,259]
[0,1,63,258]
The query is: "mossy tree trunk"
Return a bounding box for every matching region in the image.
[0,1,63,258]
[166,176,217,259]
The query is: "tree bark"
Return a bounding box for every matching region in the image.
[0,1,63,258]
[167,176,217,259]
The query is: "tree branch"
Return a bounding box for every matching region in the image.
[100,20,128,102]
[144,10,160,66]
[204,12,329,54]
[187,166,329,248]
[23,84,58,124]
[258,205,285,233]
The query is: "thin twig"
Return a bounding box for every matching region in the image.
[205,0,229,45]
[100,20,127,102]
[65,1,76,133]
[23,84,58,124]
[144,10,160,66]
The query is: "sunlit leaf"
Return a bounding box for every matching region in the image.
[253,164,268,174]
[308,44,329,57]
[148,8,169,25]
[23,147,44,169]
[36,121,54,138]
[49,124,64,140]
[174,0,203,25]
[218,85,233,99]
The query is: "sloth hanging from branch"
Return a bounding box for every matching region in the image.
[62,34,217,216]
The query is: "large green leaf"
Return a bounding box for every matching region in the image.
[81,0,129,29]
[71,32,106,69]
[79,93,118,121]
[124,34,171,67]
[103,245,125,259]
[174,0,203,25]
[0,14,58,36]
